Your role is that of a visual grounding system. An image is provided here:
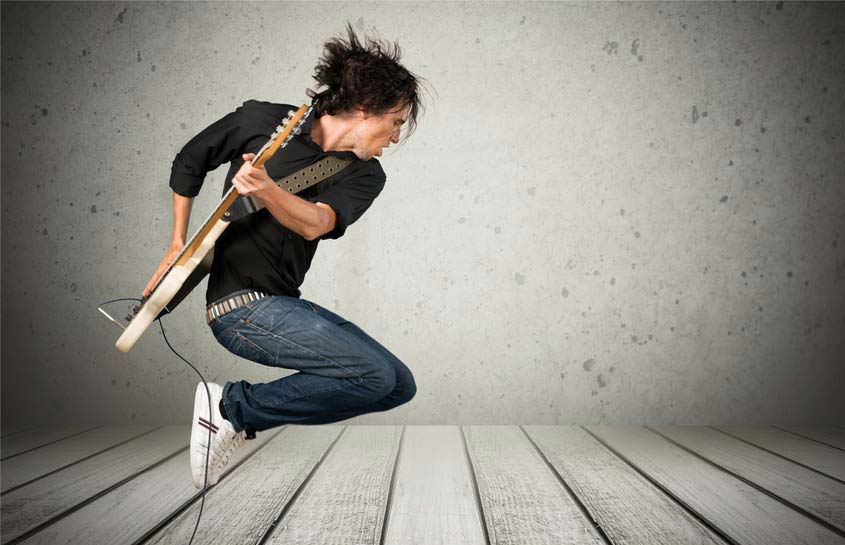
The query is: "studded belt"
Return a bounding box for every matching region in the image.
[206,290,269,325]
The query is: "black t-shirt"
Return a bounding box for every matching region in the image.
[168,99,386,304]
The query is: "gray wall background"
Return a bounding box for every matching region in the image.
[2,1,843,429]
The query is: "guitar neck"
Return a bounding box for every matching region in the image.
[145,103,311,300]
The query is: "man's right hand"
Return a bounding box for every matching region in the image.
[142,241,185,298]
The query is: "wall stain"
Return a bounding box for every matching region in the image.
[602,41,619,55]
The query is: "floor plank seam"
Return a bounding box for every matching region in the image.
[1,425,165,496]
[580,426,739,545]
[4,444,188,545]
[0,427,38,440]
[378,425,406,545]
[1,425,103,461]
[645,426,845,537]
[773,426,845,453]
[709,426,845,485]
[518,426,613,545]
[255,426,350,545]
[458,425,492,545]
[133,427,287,545]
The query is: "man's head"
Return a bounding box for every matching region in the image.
[307,23,425,159]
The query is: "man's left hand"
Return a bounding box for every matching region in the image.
[232,153,275,197]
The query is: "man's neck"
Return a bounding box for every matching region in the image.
[310,111,357,153]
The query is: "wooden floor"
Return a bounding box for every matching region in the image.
[1,425,844,545]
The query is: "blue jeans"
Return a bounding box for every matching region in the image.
[209,289,416,438]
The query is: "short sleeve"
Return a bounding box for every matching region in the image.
[169,101,256,198]
[309,161,386,240]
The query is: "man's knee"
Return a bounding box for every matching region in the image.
[394,373,416,406]
[365,359,397,399]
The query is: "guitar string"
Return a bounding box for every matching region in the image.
[145,105,312,299]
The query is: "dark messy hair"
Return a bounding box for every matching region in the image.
[306,22,427,144]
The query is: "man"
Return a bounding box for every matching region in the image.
[142,24,424,488]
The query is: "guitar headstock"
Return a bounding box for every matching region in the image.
[251,103,312,166]
[272,105,312,146]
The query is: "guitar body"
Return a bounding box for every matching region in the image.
[116,218,227,352]
[157,248,214,321]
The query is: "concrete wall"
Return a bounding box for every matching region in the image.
[2,1,843,429]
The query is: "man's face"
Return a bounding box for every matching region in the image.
[352,103,410,160]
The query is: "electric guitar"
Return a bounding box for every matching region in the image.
[113,104,311,353]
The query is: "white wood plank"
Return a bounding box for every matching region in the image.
[0,426,186,545]
[781,427,845,451]
[524,425,726,545]
[0,425,156,492]
[655,426,845,532]
[718,426,845,481]
[2,427,99,460]
[144,426,342,545]
[588,426,845,545]
[17,428,281,545]
[463,425,605,545]
[262,426,403,544]
[383,426,486,545]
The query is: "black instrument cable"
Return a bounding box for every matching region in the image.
[97,297,213,545]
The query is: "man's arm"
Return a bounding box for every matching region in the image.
[231,152,385,243]
[257,185,335,241]
[231,152,337,241]
[142,191,195,297]
[171,191,194,245]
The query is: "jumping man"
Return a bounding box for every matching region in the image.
[142,23,425,488]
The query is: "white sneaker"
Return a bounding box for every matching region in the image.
[189,382,245,489]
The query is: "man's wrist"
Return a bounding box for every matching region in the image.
[255,180,279,201]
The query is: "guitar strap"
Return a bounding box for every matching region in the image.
[275,155,354,195]
[224,155,354,223]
